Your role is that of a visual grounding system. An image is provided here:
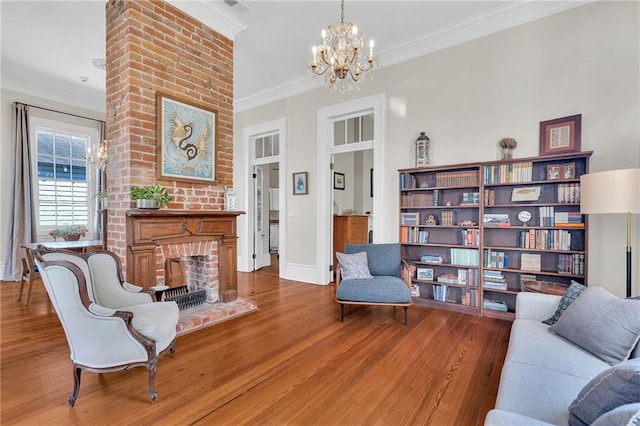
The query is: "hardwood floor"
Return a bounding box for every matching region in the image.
[1,271,511,425]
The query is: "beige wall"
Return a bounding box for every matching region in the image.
[234,1,640,295]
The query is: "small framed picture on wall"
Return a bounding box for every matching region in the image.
[334,172,345,190]
[293,172,308,195]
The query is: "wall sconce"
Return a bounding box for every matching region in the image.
[415,131,431,168]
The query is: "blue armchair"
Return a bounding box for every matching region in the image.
[335,243,413,325]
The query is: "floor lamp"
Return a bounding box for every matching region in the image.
[580,168,640,297]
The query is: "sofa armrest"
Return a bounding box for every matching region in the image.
[515,292,561,321]
[485,409,555,426]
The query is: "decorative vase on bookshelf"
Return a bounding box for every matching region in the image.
[498,137,518,160]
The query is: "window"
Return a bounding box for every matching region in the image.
[254,133,279,160]
[30,116,100,238]
[333,113,374,146]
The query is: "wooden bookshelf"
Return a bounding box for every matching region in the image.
[399,151,592,320]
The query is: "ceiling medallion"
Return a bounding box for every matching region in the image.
[309,0,376,93]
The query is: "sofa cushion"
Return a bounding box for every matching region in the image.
[591,403,640,426]
[506,319,608,380]
[568,359,640,426]
[336,276,410,304]
[494,361,592,425]
[123,301,179,355]
[337,251,373,280]
[542,281,586,325]
[549,287,640,365]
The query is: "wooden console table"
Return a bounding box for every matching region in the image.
[125,209,243,302]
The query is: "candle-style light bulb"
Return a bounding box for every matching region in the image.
[369,39,375,57]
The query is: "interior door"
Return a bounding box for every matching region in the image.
[253,165,271,270]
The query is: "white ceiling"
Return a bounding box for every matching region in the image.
[0,0,588,114]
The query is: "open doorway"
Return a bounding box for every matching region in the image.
[253,162,280,274]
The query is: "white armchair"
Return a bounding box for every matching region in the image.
[34,246,179,406]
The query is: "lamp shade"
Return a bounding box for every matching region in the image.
[580,168,640,214]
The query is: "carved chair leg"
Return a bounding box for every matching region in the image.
[68,366,82,407]
[148,359,158,403]
[17,279,26,302]
[403,307,408,326]
[340,304,344,322]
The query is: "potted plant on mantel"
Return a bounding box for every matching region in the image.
[49,225,89,242]
[130,184,173,209]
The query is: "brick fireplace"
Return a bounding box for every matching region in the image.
[126,210,242,303]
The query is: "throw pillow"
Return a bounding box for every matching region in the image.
[549,286,640,365]
[336,251,373,280]
[591,403,640,426]
[542,280,587,325]
[568,359,640,426]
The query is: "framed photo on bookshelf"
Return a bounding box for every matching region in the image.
[417,268,434,280]
[334,172,345,190]
[539,114,582,156]
[562,162,576,179]
[547,165,561,180]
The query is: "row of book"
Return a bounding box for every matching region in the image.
[440,210,455,226]
[400,191,441,207]
[484,162,533,184]
[483,299,509,312]
[400,227,429,243]
[426,285,477,307]
[483,249,509,268]
[433,269,480,286]
[400,212,420,226]
[432,284,450,302]
[461,228,480,246]
[484,189,497,206]
[450,248,479,266]
[461,192,480,205]
[399,173,418,189]
[558,254,585,275]
[557,183,581,203]
[483,270,507,290]
[460,288,477,307]
[436,170,479,187]
[539,207,584,227]
[519,229,575,251]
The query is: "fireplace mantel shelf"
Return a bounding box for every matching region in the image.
[126,209,244,302]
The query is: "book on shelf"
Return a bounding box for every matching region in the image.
[557,183,581,203]
[483,299,508,312]
[519,229,574,250]
[460,288,477,307]
[441,210,455,226]
[421,254,443,263]
[484,189,496,206]
[433,284,449,302]
[436,170,479,187]
[558,253,584,275]
[437,273,459,284]
[460,228,480,246]
[450,248,479,266]
[554,212,584,227]
[401,227,429,244]
[521,253,542,271]
[461,192,480,205]
[484,161,533,184]
[399,173,417,189]
[400,212,420,226]
[483,213,511,227]
[483,249,509,268]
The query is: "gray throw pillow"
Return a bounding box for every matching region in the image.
[337,251,373,280]
[549,287,640,365]
[591,403,640,426]
[568,359,640,426]
[543,280,587,325]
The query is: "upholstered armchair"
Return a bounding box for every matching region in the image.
[34,246,179,406]
[335,243,413,325]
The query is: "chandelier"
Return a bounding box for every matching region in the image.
[309,0,376,93]
[87,140,108,170]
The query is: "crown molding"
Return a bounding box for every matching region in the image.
[234,0,592,113]
[166,0,248,40]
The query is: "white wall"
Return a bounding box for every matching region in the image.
[0,89,105,275]
[234,1,640,296]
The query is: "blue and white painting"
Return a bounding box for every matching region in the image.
[159,95,215,182]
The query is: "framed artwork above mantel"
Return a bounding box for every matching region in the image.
[156,92,218,183]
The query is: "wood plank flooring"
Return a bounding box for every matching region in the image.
[1,272,511,425]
